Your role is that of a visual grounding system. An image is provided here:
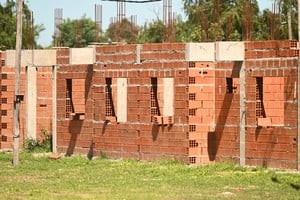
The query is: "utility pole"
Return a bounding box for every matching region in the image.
[13,0,23,166]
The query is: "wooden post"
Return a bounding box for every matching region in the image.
[13,0,23,166]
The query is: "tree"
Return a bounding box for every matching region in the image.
[278,0,297,39]
[183,0,212,41]
[174,15,202,42]
[0,0,16,50]
[138,19,165,43]
[54,16,97,48]
[182,0,260,41]
[0,0,44,50]
[106,18,139,44]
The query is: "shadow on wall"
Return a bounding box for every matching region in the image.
[152,125,159,141]
[66,120,83,156]
[207,132,216,161]
[66,65,93,156]
[208,61,243,161]
[151,124,173,141]
[255,127,276,167]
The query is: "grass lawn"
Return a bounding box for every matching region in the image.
[0,152,299,200]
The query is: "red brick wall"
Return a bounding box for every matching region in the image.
[0,41,298,169]
[188,61,215,164]
[36,67,53,137]
[56,43,190,162]
[244,40,298,169]
[0,64,53,148]
[214,61,241,164]
[56,65,94,155]
[0,66,26,148]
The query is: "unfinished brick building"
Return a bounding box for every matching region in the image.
[0,40,299,170]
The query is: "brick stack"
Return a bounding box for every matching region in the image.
[188,61,215,164]
[36,67,53,134]
[56,48,70,65]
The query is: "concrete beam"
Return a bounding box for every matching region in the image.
[215,42,245,61]
[5,50,56,67]
[26,66,37,139]
[52,65,57,153]
[239,62,246,166]
[117,78,127,123]
[185,43,215,62]
[163,78,174,116]
[70,48,94,65]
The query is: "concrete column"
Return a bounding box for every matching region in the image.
[239,61,246,166]
[117,78,127,123]
[136,44,141,64]
[26,66,37,139]
[163,78,174,116]
[52,65,57,153]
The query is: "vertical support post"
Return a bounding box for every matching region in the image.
[297,1,300,171]
[26,66,37,140]
[163,78,174,117]
[239,61,246,167]
[13,0,23,166]
[117,78,127,123]
[136,44,141,64]
[52,65,57,153]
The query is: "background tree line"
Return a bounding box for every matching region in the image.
[0,0,298,49]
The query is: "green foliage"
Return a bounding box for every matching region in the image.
[138,19,165,43]
[181,0,298,41]
[106,18,139,44]
[24,129,52,152]
[0,0,16,50]
[55,16,97,47]
[0,0,44,50]
[24,138,39,151]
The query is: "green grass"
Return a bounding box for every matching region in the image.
[0,152,299,200]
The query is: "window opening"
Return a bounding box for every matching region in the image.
[256,77,266,118]
[105,78,116,116]
[66,79,74,118]
[226,78,233,93]
[150,77,161,122]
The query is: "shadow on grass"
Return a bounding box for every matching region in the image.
[271,176,300,191]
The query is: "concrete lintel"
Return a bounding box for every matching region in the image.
[5,49,56,67]
[185,43,215,62]
[70,48,94,65]
[215,41,245,61]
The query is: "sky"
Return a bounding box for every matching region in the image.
[0,0,273,47]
